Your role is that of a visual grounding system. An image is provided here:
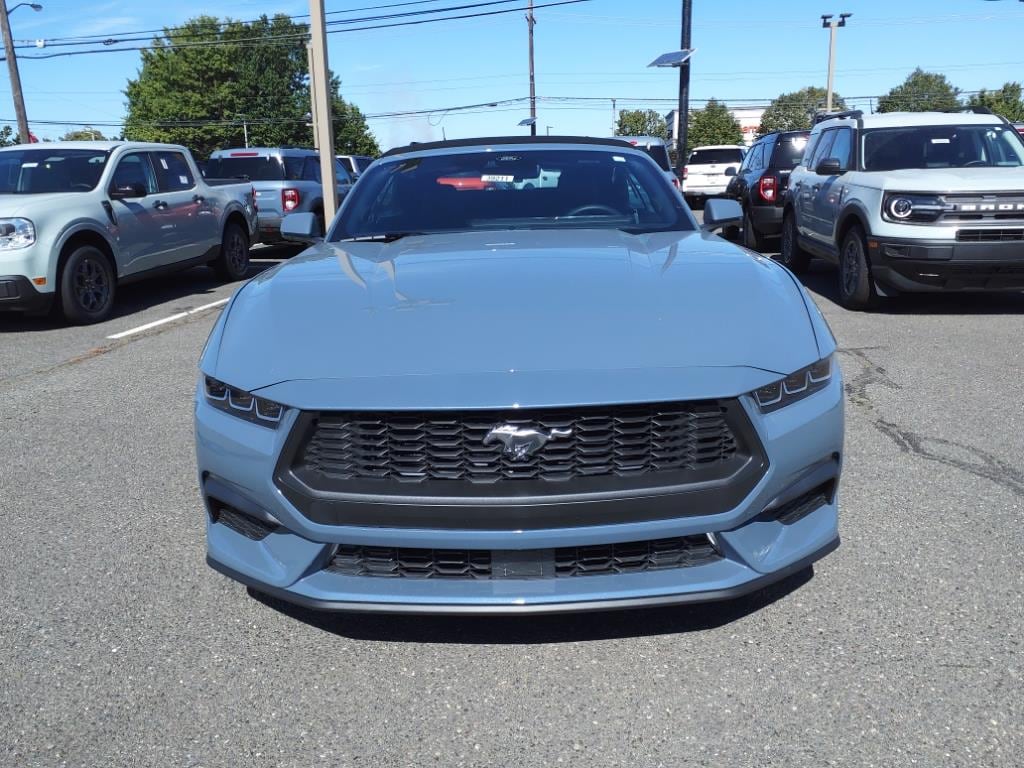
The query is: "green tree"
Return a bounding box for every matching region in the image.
[614,109,667,138]
[967,82,1024,121]
[877,68,961,113]
[686,99,741,151]
[758,86,846,134]
[124,14,379,159]
[60,127,107,141]
[0,125,15,147]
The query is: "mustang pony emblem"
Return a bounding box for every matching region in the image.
[483,424,573,461]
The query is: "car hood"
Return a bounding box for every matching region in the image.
[876,166,1024,193]
[211,229,821,409]
[0,192,84,216]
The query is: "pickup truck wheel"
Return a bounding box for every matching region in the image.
[214,221,250,282]
[742,208,769,252]
[779,213,811,273]
[60,245,115,325]
[838,225,879,310]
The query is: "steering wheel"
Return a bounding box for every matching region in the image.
[565,204,620,217]
[962,160,987,167]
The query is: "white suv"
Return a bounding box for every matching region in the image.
[780,108,1024,309]
[682,144,746,208]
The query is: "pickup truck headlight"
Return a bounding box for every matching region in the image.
[881,194,945,224]
[204,376,283,427]
[0,218,36,249]
[753,356,833,413]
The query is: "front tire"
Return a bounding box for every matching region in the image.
[838,225,879,310]
[213,221,250,282]
[779,212,811,273]
[59,246,115,325]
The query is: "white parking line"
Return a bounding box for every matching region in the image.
[106,298,230,340]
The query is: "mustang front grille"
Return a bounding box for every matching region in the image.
[324,535,721,580]
[297,401,739,487]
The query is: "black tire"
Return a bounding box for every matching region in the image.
[742,207,769,252]
[838,225,879,310]
[213,221,250,282]
[59,245,115,325]
[779,212,811,273]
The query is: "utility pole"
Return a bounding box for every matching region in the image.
[821,13,851,113]
[527,0,537,136]
[0,0,31,144]
[309,0,338,223]
[611,97,616,132]
[676,0,692,169]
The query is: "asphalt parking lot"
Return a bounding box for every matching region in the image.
[2,235,1023,767]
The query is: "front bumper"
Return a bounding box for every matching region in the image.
[196,374,844,614]
[0,275,54,314]
[870,236,1024,292]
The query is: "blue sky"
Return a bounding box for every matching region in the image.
[6,0,1024,148]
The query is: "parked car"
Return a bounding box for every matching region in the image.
[612,135,681,191]
[725,130,810,250]
[682,144,746,208]
[196,135,843,615]
[206,148,354,242]
[781,107,1024,309]
[0,141,258,324]
[336,154,375,179]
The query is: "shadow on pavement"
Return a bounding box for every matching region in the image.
[0,249,297,334]
[249,566,814,644]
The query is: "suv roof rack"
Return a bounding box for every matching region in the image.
[813,109,863,125]
[956,106,993,115]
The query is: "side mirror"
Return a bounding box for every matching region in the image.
[724,166,738,177]
[701,198,743,232]
[280,212,323,243]
[109,182,147,200]
[815,158,843,176]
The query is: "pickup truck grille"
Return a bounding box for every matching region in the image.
[296,401,738,487]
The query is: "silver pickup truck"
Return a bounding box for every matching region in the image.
[0,141,258,324]
[206,147,353,242]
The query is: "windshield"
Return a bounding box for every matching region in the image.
[862,124,1024,171]
[206,155,284,181]
[688,148,743,165]
[772,134,810,169]
[333,148,693,240]
[0,148,109,194]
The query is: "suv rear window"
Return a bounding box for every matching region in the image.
[206,155,284,181]
[638,145,672,171]
[771,134,810,169]
[688,148,744,165]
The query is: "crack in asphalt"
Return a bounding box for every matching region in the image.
[838,347,1024,499]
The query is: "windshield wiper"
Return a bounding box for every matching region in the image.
[340,232,425,243]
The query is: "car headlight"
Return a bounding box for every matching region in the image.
[0,218,35,249]
[753,356,834,413]
[881,193,945,224]
[204,376,283,427]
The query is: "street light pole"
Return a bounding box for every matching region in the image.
[822,13,851,113]
[309,0,338,223]
[0,0,41,145]
[527,0,537,136]
[676,0,692,168]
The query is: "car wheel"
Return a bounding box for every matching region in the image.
[778,212,811,273]
[838,225,879,310]
[742,208,769,252]
[214,221,250,282]
[59,245,115,325]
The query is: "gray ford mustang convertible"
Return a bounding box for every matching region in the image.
[195,136,843,615]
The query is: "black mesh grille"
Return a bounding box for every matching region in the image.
[956,228,1024,242]
[212,505,276,541]
[325,535,720,580]
[299,402,738,487]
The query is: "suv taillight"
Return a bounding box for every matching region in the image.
[282,188,300,212]
[682,166,689,180]
[671,175,681,190]
[758,175,777,203]
[251,185,258,212]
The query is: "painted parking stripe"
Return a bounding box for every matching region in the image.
[106,298,229,340]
